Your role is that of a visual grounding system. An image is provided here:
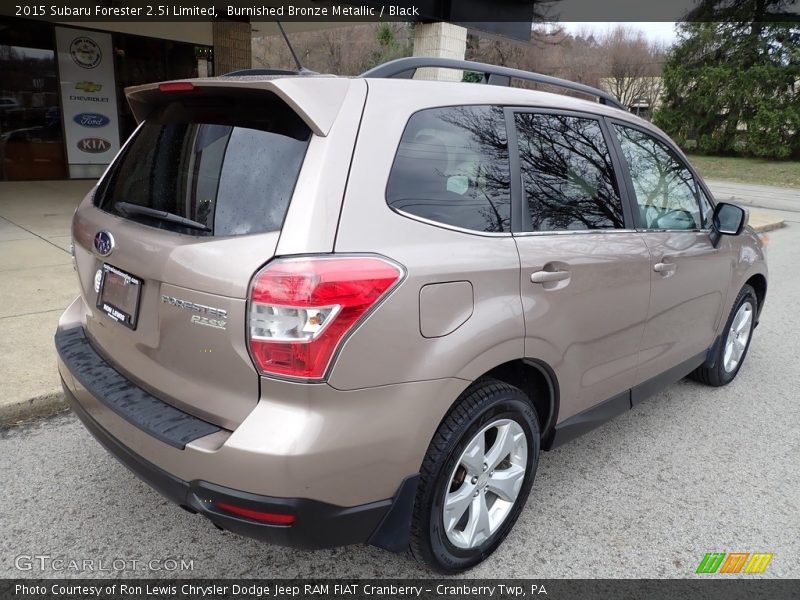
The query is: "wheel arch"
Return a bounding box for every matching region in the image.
[484,359,559,444]
[434,358,560,453]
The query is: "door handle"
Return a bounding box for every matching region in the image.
[531,270,570,284]
[653,262,676,274]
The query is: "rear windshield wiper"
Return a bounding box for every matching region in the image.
[114,202,211,232]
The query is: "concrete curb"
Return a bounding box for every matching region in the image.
[748,207,787,234]
[0,391,67,427]
[750,220,786,234]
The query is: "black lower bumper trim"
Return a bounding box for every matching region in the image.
[55,326,219,449]
[63,380,397,550]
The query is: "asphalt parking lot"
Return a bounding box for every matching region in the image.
[1,223,798,580]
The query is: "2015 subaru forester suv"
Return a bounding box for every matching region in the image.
[56,57,767,573]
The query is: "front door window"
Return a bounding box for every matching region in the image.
[612,124,703,231]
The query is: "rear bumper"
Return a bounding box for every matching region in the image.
[63,379,400,549]
[55,295,462,549]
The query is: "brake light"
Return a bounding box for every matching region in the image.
[248,256,403,380]
[158,81,196,93]
[215,502,295,525]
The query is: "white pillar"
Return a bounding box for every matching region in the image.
[412,22,468,81]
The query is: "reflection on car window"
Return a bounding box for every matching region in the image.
[613,125,702,230]
[97,95,310,236]
[697,185,714,229]
[386,106,511,233]
[515,113,624,232]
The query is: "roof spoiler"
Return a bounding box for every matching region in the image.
[125,76,353,137]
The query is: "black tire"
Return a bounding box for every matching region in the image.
[408,378,540,573]
[691,284,758,387]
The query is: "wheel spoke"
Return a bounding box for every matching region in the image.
[485,424,520,471]
[731,338,745,362]
[460,434,485,475]
[723,341,735,371]
[732,310,745,332]
[487,464,525,502]
[443,484,475,533]
[464,491,491,547]
[735,307,752,333]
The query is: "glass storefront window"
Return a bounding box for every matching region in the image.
[113,35,205,141]
[0,18,67,180]
[1,18,212,181]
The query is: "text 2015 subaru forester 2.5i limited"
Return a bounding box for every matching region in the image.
[56,58,767,573]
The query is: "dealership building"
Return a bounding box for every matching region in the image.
[0,16,232,181]
[0,4,529,182]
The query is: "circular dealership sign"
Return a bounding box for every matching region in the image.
[70,37,102,69]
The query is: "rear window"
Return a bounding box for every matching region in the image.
[95,93,311,236]
[386,106,511,233]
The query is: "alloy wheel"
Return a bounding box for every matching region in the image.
[723,301,753,373]
[442,419,528,549]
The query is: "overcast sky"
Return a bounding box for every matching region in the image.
[558,22,679,45]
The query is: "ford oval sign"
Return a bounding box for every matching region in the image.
[74,112,110,128]
[77,137,111,154]
[94,231,115,256]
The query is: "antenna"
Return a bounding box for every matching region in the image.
[224,21,317,78]
[276,21,306,73]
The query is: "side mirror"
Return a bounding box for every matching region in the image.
[710,202,747,247]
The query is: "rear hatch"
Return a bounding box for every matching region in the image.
[71,81,336,429]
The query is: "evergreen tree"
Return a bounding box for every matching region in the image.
[360,23,412,72]
[655,2,800,158]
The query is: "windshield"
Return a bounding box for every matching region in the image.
[95,92,311,236]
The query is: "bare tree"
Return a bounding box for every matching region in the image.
[252,23,412,76]
[251,22,668,112]
[596,26,667,112]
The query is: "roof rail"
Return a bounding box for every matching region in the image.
[360,57,626,111]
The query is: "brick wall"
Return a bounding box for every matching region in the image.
[212,20,252,75]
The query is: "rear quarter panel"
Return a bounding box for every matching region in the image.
[329,81,525,390]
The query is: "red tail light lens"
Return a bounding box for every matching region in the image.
[215,502,295,525]
[158,81,196,93]
[248,256,403,380]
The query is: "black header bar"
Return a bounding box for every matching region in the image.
[3,579,800,600]
[7,0,800,23]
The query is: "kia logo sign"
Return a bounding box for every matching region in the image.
[73,113,110,128]
[77,137,111,154]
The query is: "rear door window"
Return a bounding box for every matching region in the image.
[96,93,311,236]
[697,184,715,229]
[514,113,625,232]
[386,106,511,233]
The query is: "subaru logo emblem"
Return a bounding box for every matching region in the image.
[94,231,114,256]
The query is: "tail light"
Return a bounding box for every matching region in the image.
[248,256,404,380]
[158,81,196,93]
